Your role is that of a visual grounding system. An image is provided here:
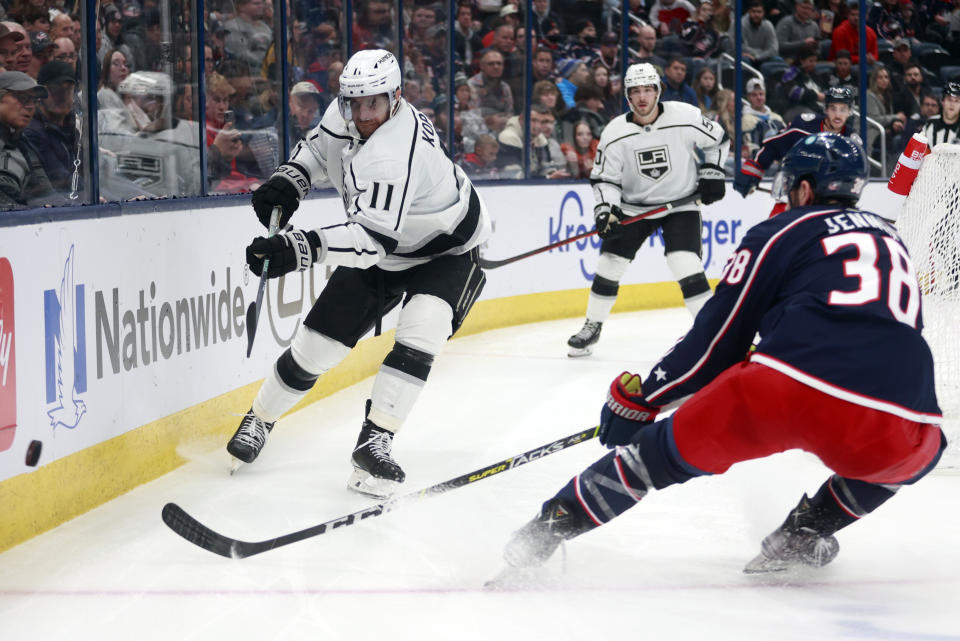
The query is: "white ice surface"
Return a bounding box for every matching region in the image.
[1,308,958,641]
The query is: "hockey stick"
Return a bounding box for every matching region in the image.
[245,206,281,357]
[478,194,701,269]
[162,425,600,558]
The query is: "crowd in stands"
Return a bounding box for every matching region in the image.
[3,0,960,209]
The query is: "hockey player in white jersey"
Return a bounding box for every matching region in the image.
[567,62,729,356]
[227,49,491,498]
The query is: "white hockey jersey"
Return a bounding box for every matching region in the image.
[590,101,729,220]
[287,99,492,271]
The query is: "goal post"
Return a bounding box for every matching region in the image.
[895,142,960,469]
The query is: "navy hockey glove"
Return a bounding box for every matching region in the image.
[594,203,624,239]
[598,371,660,448]
[251,163,310,229]
[733,159,763,198]
[246,229,321,279]
[697,163,726,205]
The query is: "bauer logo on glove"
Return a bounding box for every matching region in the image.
[246,229,321,279]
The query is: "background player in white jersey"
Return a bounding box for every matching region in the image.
[567,62,729,356]
[228,50,491,499]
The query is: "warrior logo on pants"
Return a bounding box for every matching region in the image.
[636,147,671,181]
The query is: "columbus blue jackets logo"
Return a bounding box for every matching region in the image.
[636,146,671,181]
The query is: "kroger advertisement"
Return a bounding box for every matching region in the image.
[0,182,774,481]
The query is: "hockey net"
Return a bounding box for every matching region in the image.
[896,143,960,470]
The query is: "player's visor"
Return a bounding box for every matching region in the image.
[338,94,388,123]
[771,170,791,203]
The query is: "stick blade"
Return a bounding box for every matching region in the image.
[161,502,240,559]
[244,301,257,358]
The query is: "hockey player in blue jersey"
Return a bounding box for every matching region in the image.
[497,133,946,576]
[734,86,856,201]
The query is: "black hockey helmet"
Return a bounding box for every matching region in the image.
[772,132,868,205]
[824,86,854,106]
[944,81,960,98]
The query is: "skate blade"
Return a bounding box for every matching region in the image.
[347,467,400,499]
[743,552,796,574]
[229,456,243,475]
[567,345,594,358]
[484,566,549,590]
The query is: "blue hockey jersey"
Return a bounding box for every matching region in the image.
[642,204,941,424]
[752,113,853,172]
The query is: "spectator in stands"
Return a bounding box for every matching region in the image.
[898,2,922,43]
[461,105,510,154]
[742,77,786,158]
[775,44,827,121]
[461,132,501,179]
[533,78,566,120]
[868,0,907,44]
[679,1,722,60]
[561,83,607,142]
[52,37,76,74]
[712,88,740,171]
[661,56,698,106]
[776,0,821,59]
[23,60,76,195]
[204,71,258,194]
[594,31,621,76]
[894,62,928,119]
[27,31,54,79]
[922,0,954,44]
[693,66,719,114]
[406,5,437,51]
[823,48,858,96]
[555,58,591,110]
[16,7,50,34]
[887,38,919,91]
[561,20,599,62]
[631,24,667,71]
[905,91,942,141]
[1,22,31,74]
[591,65,621,120]
[225,0,274,71]
[866,66,906,154]
[453,71,477,111]
[97,48,130,111]
[829,6,877,64]
[531,104,570,178]
[469,49,514,114]
[48,12,75,45]
[818,0,851,33]
[532,46,555,83]
[454,3,482,69]
[353,0,395,52]
[0,71,66,209]
[0,24,25,73]
[487,21,524,106]
[649,0,697,36]
[288,81,321,141]
[731,0,780,65]
[531,0,566,46]
[560,119,599,178]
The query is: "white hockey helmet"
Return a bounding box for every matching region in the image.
[623,62,662,103]
[338,49,403,123]
[118,71,172,98]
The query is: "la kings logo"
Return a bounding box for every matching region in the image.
[635,146,671,181]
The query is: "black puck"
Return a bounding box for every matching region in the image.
[25,440,42,467]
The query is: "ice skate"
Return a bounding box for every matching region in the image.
[226,409,275,468]
[744,495,840,574]
[567,320,602,357]
[507,499,592,562]
[348,419,405,499]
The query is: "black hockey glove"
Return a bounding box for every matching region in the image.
[697,163,726,205]
[594,203,624,239]
[251,163,310,229]
[246,229,321,279]
[598,371,661,448]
